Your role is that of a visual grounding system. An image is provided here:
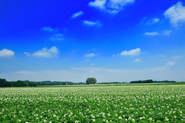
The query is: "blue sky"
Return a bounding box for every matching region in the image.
[0,0,185,82]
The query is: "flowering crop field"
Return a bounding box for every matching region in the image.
[0,85,184,123]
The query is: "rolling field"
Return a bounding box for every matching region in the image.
[0,84,184,123]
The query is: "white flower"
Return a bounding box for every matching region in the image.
[93,119,95,122]
[75,120,79,123]
[119,116,122,119]
[165,117,169,121]
[132,119,135,122]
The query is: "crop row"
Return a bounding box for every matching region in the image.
[0,85,184,122]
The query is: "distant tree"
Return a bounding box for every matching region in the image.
[130,79,153,83]
[86,77,97,84]
[0,78,10,87]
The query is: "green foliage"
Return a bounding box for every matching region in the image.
[130,79,153,83]
[0,78,10,87]
[0,78,37,87]
[86,77,97,84]
[153,80,176,83]
[35,81,74,85]
[0,85,183,122]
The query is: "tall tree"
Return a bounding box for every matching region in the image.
[86,77,97,84]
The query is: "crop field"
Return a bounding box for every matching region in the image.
[0,85,184,123]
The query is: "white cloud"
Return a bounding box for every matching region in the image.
[0,49,14,57]
[85,53,99,57]
[88,0,106,10]
[83,20,101,26]
[71,11,84,18]
[2,65,185,82]
[120,48,141,56]
[147,18,159,24]
[40,27,54,32]
[32,46,59,57]
[153,18,159,23]
[88,0,135,14]
[163,30,172,35]
[151,66,166,71]
[172,56,182,59]
[50,33,64,41]
[24,52,31,56]
[166,61,176,66]
[164,2,185,26]
[86,59,90,62]
[135,59,141,62]
[144,32,160,36]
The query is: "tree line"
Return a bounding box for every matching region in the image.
[0,78,37,87]
[0,78,81,87]
[0,77,177,87]
[130,79,153,83]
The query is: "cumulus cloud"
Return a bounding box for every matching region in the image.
[135,59,141,62]
[166,61,176,66]
[120,48,141,56]
[163,30,172,35]
[50,33,64,41]
[88,0,106,10]
[88,0,135,14]
[83,20,101,26]
[164,2,185,26]
[85,53,99,57]
[0,49,15,57]
[71,11,84,18]
[40,27,55,32]
[31,46,59,57]
[144,32,160,36]
[172,56,182,59]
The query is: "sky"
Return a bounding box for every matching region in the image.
[0,0,185,82]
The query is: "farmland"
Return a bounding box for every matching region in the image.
[0,84,184,122]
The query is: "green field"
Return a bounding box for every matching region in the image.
[0,84,184,123]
